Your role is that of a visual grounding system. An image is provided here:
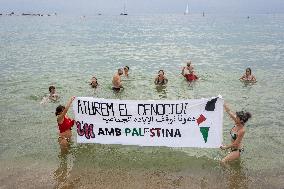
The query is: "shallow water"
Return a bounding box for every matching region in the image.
[0,13,284,188]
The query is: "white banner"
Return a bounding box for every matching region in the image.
[73,97,223,148]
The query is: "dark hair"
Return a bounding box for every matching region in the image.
[90,76,98,87]
[124,66,129,70]
[246,68,251,74]
[118,68,124,75]
[49,86,55,92]
[236,111,252,124]
[158,70,164,75]
[187,61,192,67]
[55,105,65,116]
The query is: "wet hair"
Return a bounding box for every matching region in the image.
[246,68,252,74]
[187,61,192,67]
[90,76,98,87]
[118,68,123,75]
[236,111,252,124]
[49,86,55,92]
[55,105,65,116]
[124,66,129,71]
[158,70,164,75]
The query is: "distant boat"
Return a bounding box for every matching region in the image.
[184,3,189,15]
[120,3,128,15]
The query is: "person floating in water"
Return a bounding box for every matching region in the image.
[90,76,98,88]
[154,70,168,85]
[55,96,75,150]
[49,85,59,101]
[40,85,59,104]
[112,68,124,91]
[123,66,130,77]
[240,68,257,82]
[181,61,198,82]
[220,103,252,164]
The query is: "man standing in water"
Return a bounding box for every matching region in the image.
[112,68,124,91]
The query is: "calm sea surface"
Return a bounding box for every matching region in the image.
[0,14,284,188]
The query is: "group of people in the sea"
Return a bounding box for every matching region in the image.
[48,60,256,164]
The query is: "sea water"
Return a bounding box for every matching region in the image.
[0,14,284,188]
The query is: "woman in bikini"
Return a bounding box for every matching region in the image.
[240,68,257,82]
[154,70,168,85]
[55,96,76,149]
[220,103,252,164]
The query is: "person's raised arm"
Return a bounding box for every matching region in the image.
[57,96,75,123]
[224,102,238,123]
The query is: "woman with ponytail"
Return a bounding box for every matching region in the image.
[220,103,252,163]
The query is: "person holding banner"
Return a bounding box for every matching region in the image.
[220,103,252,164]
[154,70,168,85]
[55,96,75,148]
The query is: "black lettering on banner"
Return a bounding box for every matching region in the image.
[83,101,88,115]
[118,104,132,116]
[98,128,105,135]
[138,104,149,115]
[92,102,101,115]
[77,100,84,114]
[115,128,121,136]
[176,103,183,114]
[105,128,115,135]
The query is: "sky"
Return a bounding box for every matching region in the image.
[0,0,283,15]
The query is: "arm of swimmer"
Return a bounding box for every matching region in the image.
[154,77,158,84]
[181,67,185,75]
[239,75,245,81]
[164,77,168,84]
[252,75,257,82]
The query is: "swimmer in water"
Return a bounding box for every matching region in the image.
[112,68,124,91]
[49,85,59,101]
[90,76,98,88]
[123,66,129,77]
[154,70,168,85]
[181,61,198,82]
[240,68,257,82]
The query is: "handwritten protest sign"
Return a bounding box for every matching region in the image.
[73,97,223,148]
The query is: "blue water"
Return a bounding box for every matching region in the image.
[0,14,284,188]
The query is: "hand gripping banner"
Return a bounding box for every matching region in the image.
[73,97,223,148]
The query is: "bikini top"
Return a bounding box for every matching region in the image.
[58,116,74,133]
[230,126,238,141]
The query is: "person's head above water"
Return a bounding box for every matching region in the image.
[55,105,65,116]
[49,86,56,94]
[90,76,98,88]
[124,66,129,72]
[245,68,252,76]
[236,111,252,124]
[118,68,123,75]
[158,70,165,76]
[186,61,192,67]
